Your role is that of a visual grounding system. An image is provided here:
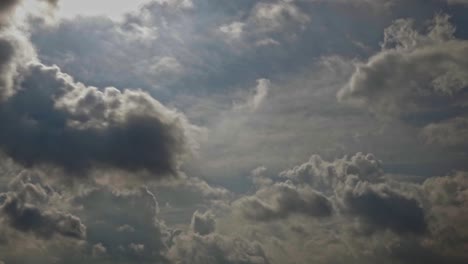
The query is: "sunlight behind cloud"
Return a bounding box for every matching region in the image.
[56,0,150,20]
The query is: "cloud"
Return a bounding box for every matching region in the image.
[421,117,468,147]
[279,153,428,235]
[280,152,384,191]
[223,153,468,263]
[252,1,310,34]
[169,210,270,264]
[0,194,86,239]
[423,171,468,241]
[234,78,270,112]
[219,21,245,40]
[236,181,333,222]
[55,0,152,20]
[190,210,216,236]
[338,14,468,148]
[341,182,427,235]
[72,187,171,263]
[0,28,35,101]
[0,173,86,240]
[91,243,107,257]
[0,0,18,17]
[0,62,197,177]
[0,0,200,179]
[218,0,310,46]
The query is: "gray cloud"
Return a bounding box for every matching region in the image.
[279,153,427,235]
[0,0,198,178]
[237,181,333,222]
[341,182,427,235]
[338,14,468,149]
[0,62,197,177]
[73,187,171,263]
[0,29,34,101]
[0,173,86,240]
[0,194,86,239]
[168,227,270,264]
[191,210,216,236]
[421,117,468,147]
[219,0,310,47]
[280,152,384,191]
[0,1,467,263]
[0,0,18,18]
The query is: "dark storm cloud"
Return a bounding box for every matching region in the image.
[342,183,427,235]
[0,62,196,176]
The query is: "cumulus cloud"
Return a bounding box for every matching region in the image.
[169,211,270,264]
[0,172,86,240]
[338,14,468,148]
[92,242,107,257]
[0,194,86,239]
[277,153,427,234]
[224,153,468,263]
[191,210,216,236]
[237,181,332,221]
[0,62,197,177]
[73,186,171,263]
[0,0,199,179]
[0,28,35,101]
[341,182,427,235]
[423,171,468,240]
[280,152,384,191]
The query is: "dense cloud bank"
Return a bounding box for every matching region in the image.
[2,152,468,263]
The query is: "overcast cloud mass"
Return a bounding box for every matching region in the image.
[0,0,468,263]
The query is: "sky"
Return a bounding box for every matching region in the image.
[0,0,468,263]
